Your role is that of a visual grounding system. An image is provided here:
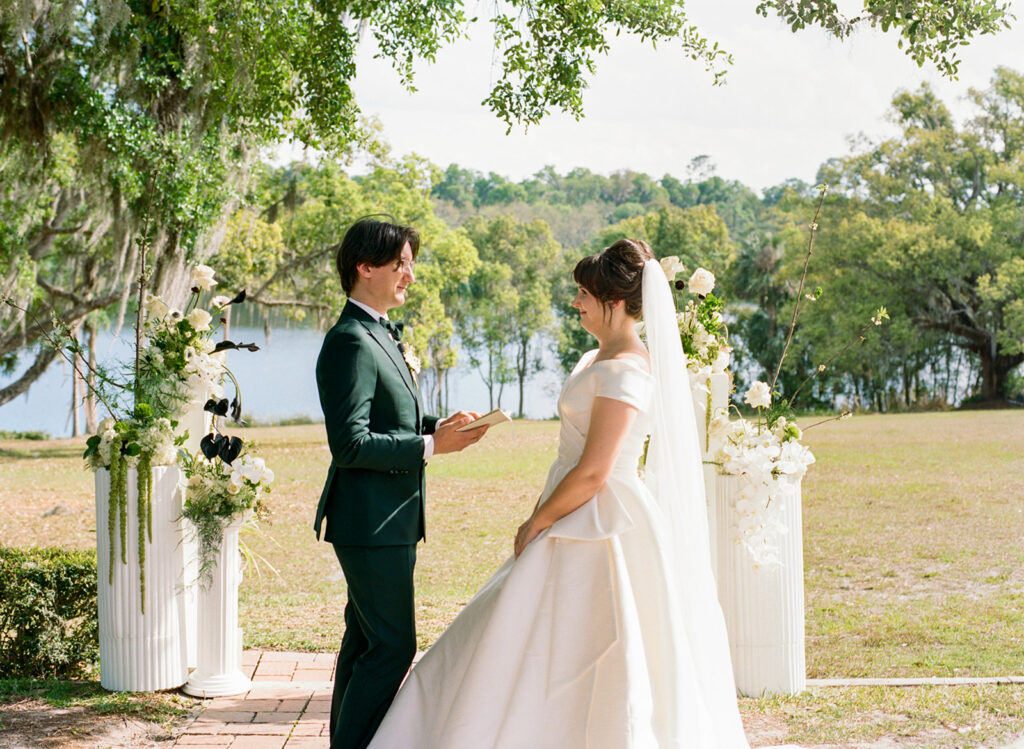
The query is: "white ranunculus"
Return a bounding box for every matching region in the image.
[187,308,212,332]
[659,255,686,282]
[98,417,115,432]
[190,264,217,291]
[744,381,772,409]
[688,267,716,296]
[211,295,231,308]
[144,295,170,320]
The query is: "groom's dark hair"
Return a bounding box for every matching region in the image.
[337,215,420,295]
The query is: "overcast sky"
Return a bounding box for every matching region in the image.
[286,1,1023,193]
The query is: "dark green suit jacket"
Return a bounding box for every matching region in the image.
[314,301,439,546]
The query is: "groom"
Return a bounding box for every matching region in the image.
[315,217,487,749]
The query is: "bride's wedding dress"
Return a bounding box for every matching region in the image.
[368,330,750,747]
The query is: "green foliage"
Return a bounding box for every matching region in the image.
[6,0,715,404]
[755,0,1012,78]
[485,0,730,127]
[0,430,50,440]
[462,214,561,414]
[180,449,272,588]
[0,547,98,679]
[811,69,1024,401]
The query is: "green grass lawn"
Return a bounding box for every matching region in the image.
[2,409,1023,746]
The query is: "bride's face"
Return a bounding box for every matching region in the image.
[572,285,608,335]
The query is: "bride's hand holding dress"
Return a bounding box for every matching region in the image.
[515,388,641,558]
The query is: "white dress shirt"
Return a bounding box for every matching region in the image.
[347,297,434,458]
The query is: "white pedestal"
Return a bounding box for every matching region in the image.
[183,514,251,698]
[714,473,806,696]
[95,465,188,692]
[176,399,208,673]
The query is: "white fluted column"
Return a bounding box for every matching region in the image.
[714,473,806,696]
[183,514,250,698]
[175,397,208,673]
[700,372,730,583]
[95,466,188,692]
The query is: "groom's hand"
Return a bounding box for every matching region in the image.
[433,411,488,454]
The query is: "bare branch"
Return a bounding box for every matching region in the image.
[247,295,330,310]
[770,185,827,392]
[0,346,57,406]
[251,243,338,300]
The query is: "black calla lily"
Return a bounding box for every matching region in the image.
[219,436,243,464]
[229,290,247,305]
[200,433,225,460]
[203,397,229,416]
[213,340,260,354]
[230,396,244,424]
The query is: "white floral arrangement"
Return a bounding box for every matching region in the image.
[709,403,815,568]
[659,258,731,377]
[139,265,239,414]
[181,446,274,587]
[83,404,183,611]
[86,414,176,470]
[658,258,733,431]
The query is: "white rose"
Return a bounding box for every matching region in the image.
[659,255,686,282]
[688,268,716,296]
[144,295,170,320]
[190,264,217,291]
[98,418,115,432]
[744,381,772,409]
[186,308,212,332]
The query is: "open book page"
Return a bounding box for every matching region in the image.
[455,408,512,432]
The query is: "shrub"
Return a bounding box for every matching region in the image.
[0,430,51,440]
[0,547,98,678]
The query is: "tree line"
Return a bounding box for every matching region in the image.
[202,69,1023,416]
[1,1,1017,420]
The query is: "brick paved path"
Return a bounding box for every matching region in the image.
[174,651,336,748]
[174,650,426,749]
[174,651,1024,748]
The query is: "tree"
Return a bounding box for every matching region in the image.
[593,204,735,270]
[818,69,1024,401]
[214,156,480,414]
[3,0,1010,407]
[0,0,721,405]
[463,214,561,416]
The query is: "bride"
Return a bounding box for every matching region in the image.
[367,239,749,748]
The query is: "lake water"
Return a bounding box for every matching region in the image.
[0,326,566,437]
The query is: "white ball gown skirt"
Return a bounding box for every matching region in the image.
[366,456,750,749]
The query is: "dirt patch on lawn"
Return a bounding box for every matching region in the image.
[0,697,185,748]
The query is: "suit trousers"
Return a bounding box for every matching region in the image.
[330,543,418,749]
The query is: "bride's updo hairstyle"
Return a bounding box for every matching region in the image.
[573,238,655,320]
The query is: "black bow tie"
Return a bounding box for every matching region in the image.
[380,318,404,343]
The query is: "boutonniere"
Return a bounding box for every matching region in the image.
[401,342,421,380]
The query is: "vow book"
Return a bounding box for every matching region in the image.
[455,409,512,432]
